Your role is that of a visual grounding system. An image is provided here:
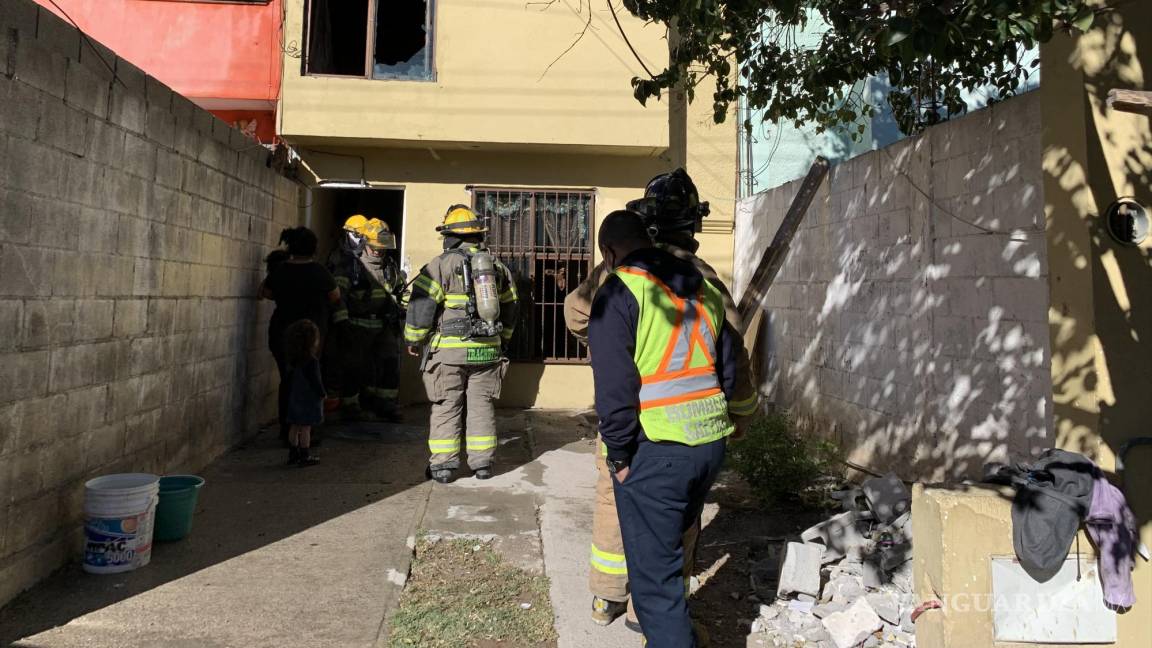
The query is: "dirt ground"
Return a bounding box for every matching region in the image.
[692,472,830,647]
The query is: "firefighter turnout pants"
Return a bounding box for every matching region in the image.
[591,440,700,620]
[424,361,508,470]
[612,438,726,648]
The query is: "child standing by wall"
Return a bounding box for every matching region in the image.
[283,319,326,466]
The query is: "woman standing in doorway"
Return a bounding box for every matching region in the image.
[260,227,341,444]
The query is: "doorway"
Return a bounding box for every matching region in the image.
[313,187,405,272]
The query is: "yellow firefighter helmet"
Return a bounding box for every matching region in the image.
[436,204,487,235]
[343,214,369,234]
[362,218,397,252]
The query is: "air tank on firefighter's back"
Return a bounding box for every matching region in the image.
[471,251,501,323]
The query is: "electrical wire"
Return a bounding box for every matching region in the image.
[43,0,124,86]
[607,0,655,78]
[880,145,1034,241]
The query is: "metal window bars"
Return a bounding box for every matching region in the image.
[474,189,594,364]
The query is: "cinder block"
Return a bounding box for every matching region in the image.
[64,57,109,119]
[91,254,133,298]
[132,257,162,296]
[6,136,65,199]
[777,541,824,599]
[65,384,107,433]
[13,34,67,99]
[6,446,44,503]
[82,422,125,471]
[0,245,53,297]
[65,157,105,209]
[74,299,114,342]
[122,132,157,180]
[76,207,117,254]
[20,298,75,348]
[115,214,149,258]
[821,597,883,648]
[0,189,33,246]
[6,488,60,555]
[0,532,69,608]
[127,336,166,376]
[39,437,83,490]
[124,408,161,454]
[144,104,174,149]
[107,70,145,134]
[153,149,182,191]
[111,174,147,218]
[33,5,80,59]
[113,299,147,338]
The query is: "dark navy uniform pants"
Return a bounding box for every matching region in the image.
[612,438,726,648]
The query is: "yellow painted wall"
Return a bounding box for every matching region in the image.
[279,0,669,150]
[302,98,737,408]
[1041,3,1151,646]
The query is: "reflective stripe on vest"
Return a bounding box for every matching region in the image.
[615,266,734,446]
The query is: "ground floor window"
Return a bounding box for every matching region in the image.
[473,189,594,364]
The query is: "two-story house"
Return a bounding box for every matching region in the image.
[279,0,739,408]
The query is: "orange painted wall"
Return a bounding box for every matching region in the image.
[34,0,281,105]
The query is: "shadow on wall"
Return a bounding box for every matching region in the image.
[1042,10,1152,543]
[737,91,1052,483]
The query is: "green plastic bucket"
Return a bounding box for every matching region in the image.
[154,476,205,542]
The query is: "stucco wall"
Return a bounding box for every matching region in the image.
[301,140,737,409]
[734,92,1052,482]
[0,1,298,605]
[279,0,670,151]
[1039,6,1152,645]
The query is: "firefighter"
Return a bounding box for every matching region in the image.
[361,218,406,420]
[563,168,759,631]
[404,205,519,483]
[590,209,748,648]
[326,215,404,422]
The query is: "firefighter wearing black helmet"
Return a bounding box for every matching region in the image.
[563,168,759,635]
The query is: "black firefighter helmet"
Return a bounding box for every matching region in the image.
[626,168,711,235]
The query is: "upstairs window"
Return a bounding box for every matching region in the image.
[305,0,434,81]
[474,189,595,364]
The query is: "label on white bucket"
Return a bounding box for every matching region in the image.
[84,510,152,572]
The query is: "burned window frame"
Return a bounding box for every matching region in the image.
[473,188,596,365]
[302,0,436,81]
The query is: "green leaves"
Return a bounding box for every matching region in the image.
[621,0,1098,135]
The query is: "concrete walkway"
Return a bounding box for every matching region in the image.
[0,409,646,648]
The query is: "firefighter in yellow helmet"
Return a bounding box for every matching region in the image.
[404,205,519,483]
[325,215,405,422]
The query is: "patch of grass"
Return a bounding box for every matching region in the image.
[389,538,557,648]
[728,412,840,508]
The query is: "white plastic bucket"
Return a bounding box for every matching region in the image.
[82,473,160,574]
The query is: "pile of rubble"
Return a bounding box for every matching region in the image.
[746,474,917,648]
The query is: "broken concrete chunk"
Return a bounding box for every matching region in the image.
[822,574,866,603]
[777,542,823,599]
[862,473,911,524]
[822,598,884,648]
[812,601,848,618]
[801,511,868,562]
[758,604,780,620]
[867,593,901,625]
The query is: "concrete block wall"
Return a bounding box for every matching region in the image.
[734,92,1052,482]
[0,0,299,604]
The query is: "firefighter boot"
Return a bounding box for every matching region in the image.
[425,464,455,484]
[591,597,627,626]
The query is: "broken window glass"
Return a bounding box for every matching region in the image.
[372,0,434,80]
